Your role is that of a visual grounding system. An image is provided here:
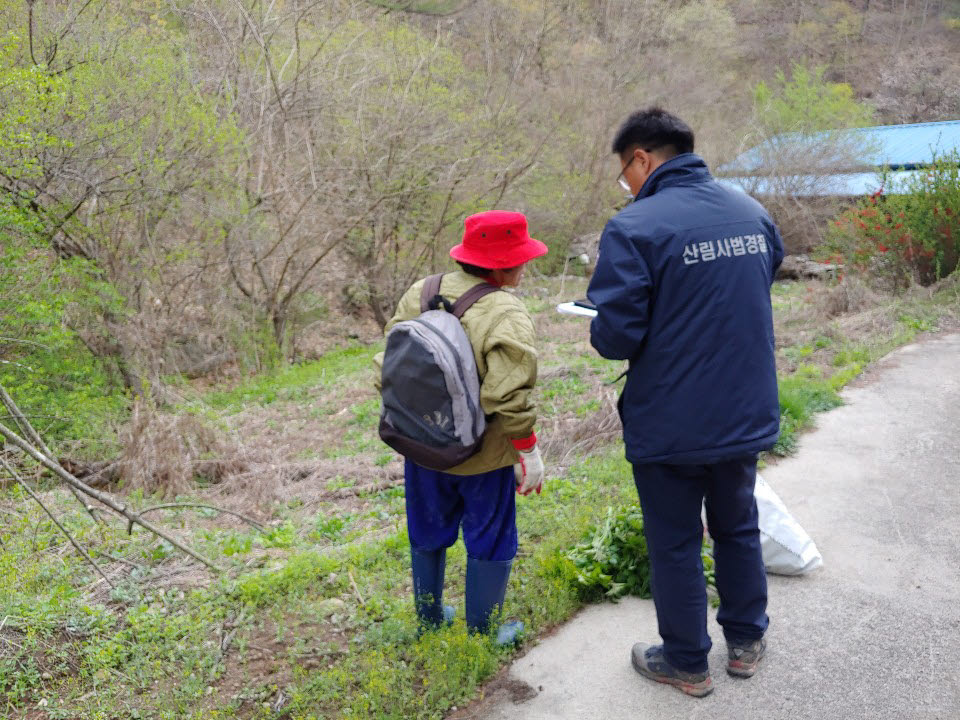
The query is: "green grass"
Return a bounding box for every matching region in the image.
[324,428,380,459]
[203,344,379,412]
[538,372,599,416]
[769,279,808,312]
[548,344,624,380]
[773,369,844,455]
[770,282,959,456]
[1,448,635,719]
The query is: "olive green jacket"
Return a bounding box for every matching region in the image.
[374,271,539,475]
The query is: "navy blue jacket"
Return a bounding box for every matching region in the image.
[587,153,784,465]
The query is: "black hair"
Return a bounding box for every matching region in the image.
[457,261,494,278]
[611,107,695,158]
[457,261,524,277]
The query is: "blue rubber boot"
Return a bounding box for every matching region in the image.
[465,557,524,646]
[411,548,455,630]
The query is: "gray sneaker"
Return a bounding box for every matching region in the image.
[630,643,714,698]
[727,638,766,678]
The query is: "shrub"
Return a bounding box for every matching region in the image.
[824,152,960,289]
[745,63,876,254]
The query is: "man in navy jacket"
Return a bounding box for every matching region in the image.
[587,108,784,697]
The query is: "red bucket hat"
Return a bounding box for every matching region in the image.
[449,211,548,269]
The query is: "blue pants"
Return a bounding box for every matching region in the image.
[632,457,768,673]
[404,459,517,562]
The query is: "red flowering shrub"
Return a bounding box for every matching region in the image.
[822,152,960,289]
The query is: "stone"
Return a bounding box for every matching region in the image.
[776,254,841,281]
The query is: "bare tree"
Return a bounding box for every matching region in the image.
[722,127,875,253]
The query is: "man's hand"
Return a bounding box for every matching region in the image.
[514,444,544,496]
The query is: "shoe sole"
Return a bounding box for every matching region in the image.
[631,653,714,697]
[727,644,765,678]
[727,661,759,678]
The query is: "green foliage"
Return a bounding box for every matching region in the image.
[782,342,814,363]
[539,371,599,416]
[323,14,552,318]
[514,143,600,274]
[0,438,633,717]
[779,370,843,424]
[773,370,844,455]
[824,153,960,288]
[204,344,378,411]
[753,63,875,134]
[350,397,382,427]
[565,504,715,601]
[0,32,70,181]
[0,33,108,445]
[228,550,346,608]
[312,513,351,542]
[832,346,870,368]
[0,3,250,407]
[772,291,953,457]
[0,219,129,448]
[566,505,652,600]
[262,521,297,549]
[898,311,937,334]
[6,285,957,717]
[0,13,246,448]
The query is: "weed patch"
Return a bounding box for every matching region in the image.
[204,345,378,412]
[564,504,716,602]
[773,371,843,455]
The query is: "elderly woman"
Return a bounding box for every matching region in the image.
[375,210,547,645]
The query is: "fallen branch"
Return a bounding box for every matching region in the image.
[0,359,34,371]
[134,503,265,532]
[348,569,365,606]
[0,457,114,589]
[0,418,221,572]
[107,552,142,569]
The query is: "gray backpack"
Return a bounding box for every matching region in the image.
[379,273,500,470]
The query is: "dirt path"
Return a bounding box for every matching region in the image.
[469,333,960,720]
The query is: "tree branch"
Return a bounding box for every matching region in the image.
[0,457,114,589]
[0,413,221,572]
[27,0,40,67]
[0,385,102,524]
[133,503,265,532]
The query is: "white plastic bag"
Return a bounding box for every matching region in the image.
[755,473,823,575]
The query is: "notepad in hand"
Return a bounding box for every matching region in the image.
[556,300,597,318]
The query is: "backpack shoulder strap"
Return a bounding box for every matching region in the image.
[420,273,445,313]
[451,282,501,319]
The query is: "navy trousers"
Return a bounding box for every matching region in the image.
[632,457,768,673]
[404,459,517,562]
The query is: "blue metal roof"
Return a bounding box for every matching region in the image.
[721,120,960,174]
[717,170,921,198]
